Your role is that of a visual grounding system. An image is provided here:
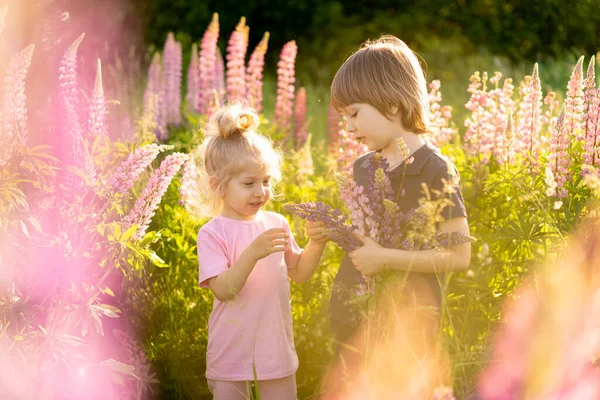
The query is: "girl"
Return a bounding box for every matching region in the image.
[328,35,471,351]
[193,103,328,400]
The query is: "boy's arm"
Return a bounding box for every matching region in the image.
[287,240,327,283]
[350,217,471,276]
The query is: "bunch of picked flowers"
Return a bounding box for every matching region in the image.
[283,151,474,291]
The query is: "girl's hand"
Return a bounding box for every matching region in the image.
[306,220,329,245]
[349,234,385,276]
[246,228,289,261]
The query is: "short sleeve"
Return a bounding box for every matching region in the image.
[431,161,468,221]
[282,218,303,270]
[197,228,230,288]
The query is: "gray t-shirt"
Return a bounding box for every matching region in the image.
[329,142,468,337]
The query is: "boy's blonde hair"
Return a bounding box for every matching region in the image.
[331,35,430,134]
[190,103,282,218]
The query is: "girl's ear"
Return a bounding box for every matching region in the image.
[209,177,223,195]
[389,105,399,115]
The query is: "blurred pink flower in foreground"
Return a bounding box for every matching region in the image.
[478,215,600,400]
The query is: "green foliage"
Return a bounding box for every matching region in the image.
[134,0,600,85]
[105,27,600,397]
[125,92,600,398]
[0,130,193,397]
[438,137,596,396]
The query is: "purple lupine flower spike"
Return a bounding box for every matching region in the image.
[463,71,515,165]
[427,80,456,147]
[88,59,107,140]
[122,152,188,240]
[283,202,362,252]
[584,56,596,140]
[163,32,182,126]
[110,144,174,194]
[226,17,249,102]
[463,72,491,163]
[547,109,569,198]
[143,52,167,140]
[59,33,85,107]
[198,13,219,114]
[516,64,543,166]
[246,32,269,113]
[564,56,585,141]
[495,76,516,165]
[56,34,86,169]
[274,40,297,139]
[179,155,200,206]
[186,43,200,114]
[294,87,308,149]
[62,95,97,192]
[336,119,367,175]
[583,88,600,174]
[143,52,161,114]
[214,47,226,104]
[583,57,600,175]
[1,44,35,166]
[503,109,515,165]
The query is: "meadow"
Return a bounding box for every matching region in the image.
[2,7,600,400]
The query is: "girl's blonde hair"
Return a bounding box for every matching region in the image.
[188,103,282,219]
[331,35,430,134]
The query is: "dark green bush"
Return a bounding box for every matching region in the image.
[132,0,600,84]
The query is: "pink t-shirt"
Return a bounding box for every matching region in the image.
[197,211,303,381]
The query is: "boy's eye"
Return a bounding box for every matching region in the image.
[244,182,253,187]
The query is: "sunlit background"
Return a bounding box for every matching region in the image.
[2,0,600,399]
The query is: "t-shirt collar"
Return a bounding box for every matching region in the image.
[360,141,438,177]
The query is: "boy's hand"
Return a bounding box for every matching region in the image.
[306,220,329,245]
[349,234,385,276]
[246,228,288,261]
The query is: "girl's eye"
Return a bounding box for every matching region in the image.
[351,111,358,118]
[245,182,253,187]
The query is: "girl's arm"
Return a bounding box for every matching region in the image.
[207,228,288,301]
[287,220,329,283]
[350,217,471,276]
[287,240,327,283]
[207,249,259,302]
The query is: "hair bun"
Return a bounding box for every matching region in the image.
[208,103,260,139]
[237,113,257,132]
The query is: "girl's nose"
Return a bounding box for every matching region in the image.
[254,185,266,197]
[346,121,356,132]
